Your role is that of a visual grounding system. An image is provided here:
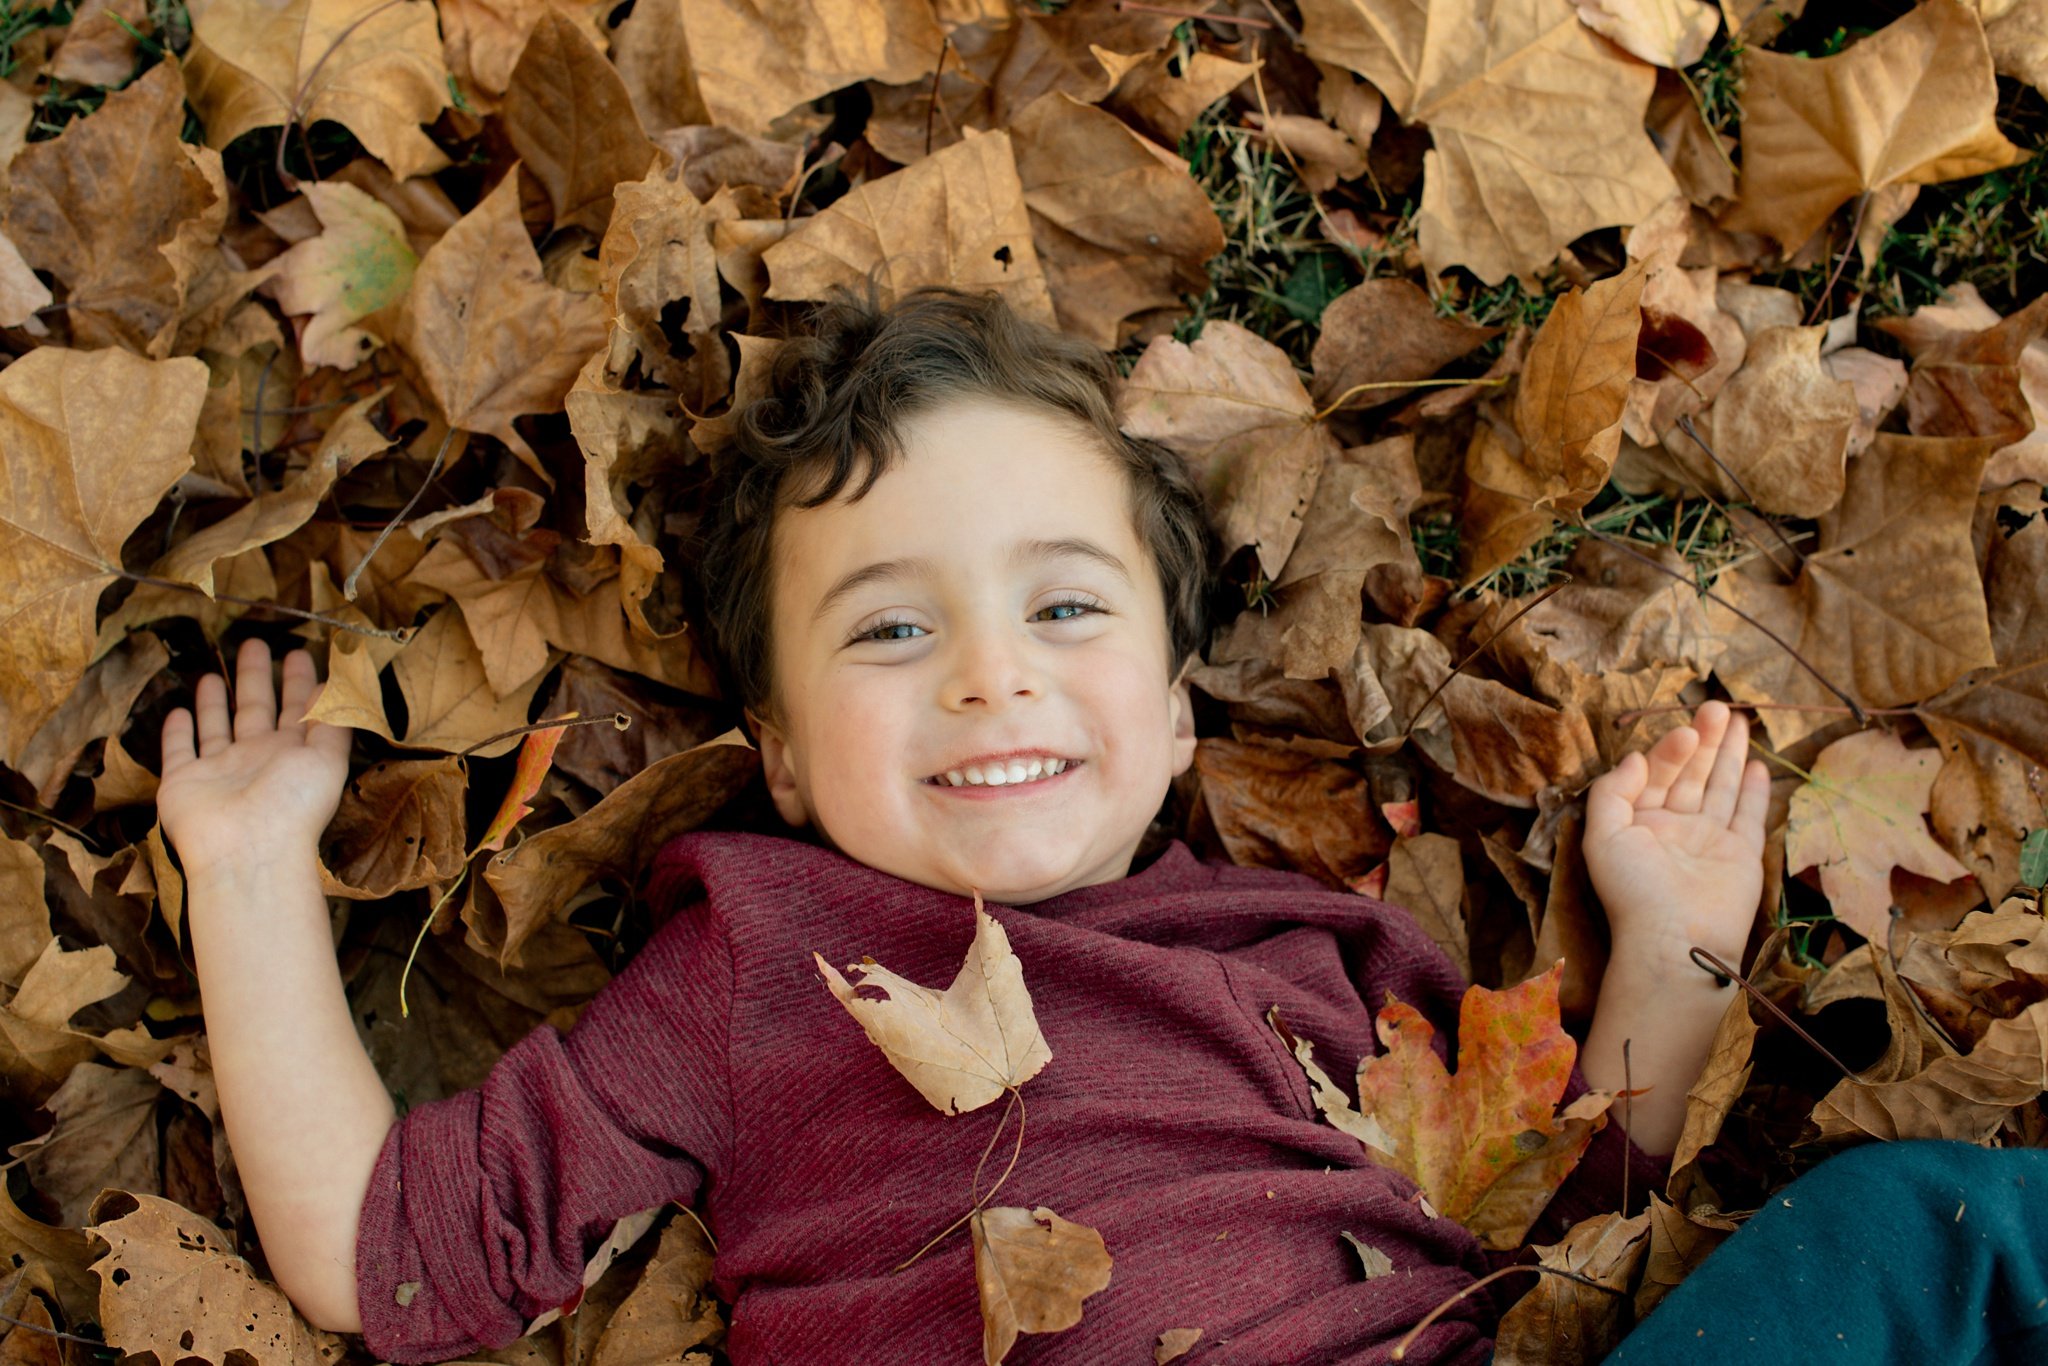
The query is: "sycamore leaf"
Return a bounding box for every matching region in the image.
[1346,962,1609,1250]
[763,129,1057,328]
[0,347,207,769]
[682,0,945,135]
[1787,728,1971,941]
[1721,0,2026,251]
[263,184,417,370]
[970,1204,1113,1366]
[502,11,656,234]
[1120,319,1336,581]
[1708,434,1998,753]
[392,169,608,481]
[814,896,1053,1115]
[475,714,574,855]
[1573,0,1720,67]
[88,1190,345,1366]
[183,0,452,181]
[389,606,557,758]
[1298,0,1679,283]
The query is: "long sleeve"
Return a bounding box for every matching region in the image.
[353,897,734,1363]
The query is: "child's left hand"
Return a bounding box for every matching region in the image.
[1582,700,1769,979]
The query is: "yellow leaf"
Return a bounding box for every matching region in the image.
[264,184,417,369]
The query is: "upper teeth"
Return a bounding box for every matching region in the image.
[934,758,1070,787]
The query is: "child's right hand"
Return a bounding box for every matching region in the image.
[159,638,353,877]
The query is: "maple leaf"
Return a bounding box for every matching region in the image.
[0,348,208,768]
[263,184,416,370]
[1299,0,1679,282]
[183,0,452,181]
[392,169,608,482]
[1787,728,1972,942]
[1720,0,2026,252]
[1119,319,1336,581]
[762,129,1058,327]
[88,1190,345,1366]
[814,896,1053,1115]
[319,756,469,900]
[1708,434,1999,753]
[1281,962,1611,1250]
[970,1204,1113,1366]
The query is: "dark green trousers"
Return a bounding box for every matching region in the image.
[1606,1141,2048,1364]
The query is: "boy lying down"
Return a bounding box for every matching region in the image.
[156,287,1766,1363]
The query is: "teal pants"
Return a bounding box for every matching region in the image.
[1606,1141,2048,1364]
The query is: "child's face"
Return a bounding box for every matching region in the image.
[745,394,1198,905]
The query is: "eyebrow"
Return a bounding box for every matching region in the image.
[811,537,1134,625]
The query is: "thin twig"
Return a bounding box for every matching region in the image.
[247,347,280,490]
[1570,523,1868,726]
[274,0,408,189]
[1312,375,1510,422]
[1804,191,1872,327]
[112,568,413,641]
[1401,579,1570,738]
[0,796,100,849]
[454,711,631,762]
[1671,415,1811,573]
[1689,948,1859,1085]
[343,426,452,602]
[1621,1039,1632,1214]
[1391,1265,1623,1360]
[1886,906,1963,1055]
[923,33,950,158]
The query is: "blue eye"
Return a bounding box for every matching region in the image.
[1035,596,1105,623]
[848,596,1107,645]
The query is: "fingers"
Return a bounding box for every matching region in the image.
[1663,701,1731,813]
[232,637,276,739]
[193,671,231,757]
[1701,707,1751,825]
[1635,719,1701,810]
[1732,757,1770,841]
[277,648,318,729]
[162,707,196,773]
[1584,750,1645,845]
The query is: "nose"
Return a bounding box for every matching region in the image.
[940,618,1044,709]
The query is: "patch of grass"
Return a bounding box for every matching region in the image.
[0,0,71,80]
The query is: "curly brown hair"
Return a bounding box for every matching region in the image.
[685,284,1219,739]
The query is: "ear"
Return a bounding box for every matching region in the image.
[1167,654,1197,777]
[746,706,811,829]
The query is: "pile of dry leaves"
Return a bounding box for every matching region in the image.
[0,0,2045,1362]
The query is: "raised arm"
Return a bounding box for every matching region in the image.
[159,638,391,1333]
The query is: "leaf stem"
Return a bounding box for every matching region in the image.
[1391,1264,1623,1360]
[343,425,453,602]
[892,1086,1028,1273]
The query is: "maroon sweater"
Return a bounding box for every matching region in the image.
[355,830,1665,1363]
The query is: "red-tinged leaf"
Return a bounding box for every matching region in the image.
[476,713,576,855]
[1380,798,1422,839]
[1353,961,1612,1249]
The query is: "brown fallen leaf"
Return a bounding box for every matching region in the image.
[1383,832,1470,981]
[763,128,1057,326]
[11,1064,160,1228]
[2,61,220,356]
[48,0,146,86]
[1109,47,1258,146]
[1719,0,2026,252]
[971,1204,1113,1366]
[1190,735,1390,890]
[1663,982,1759,1201]
[388,606,558,758]
[683,0,944,135]
[503,10,657,234]
[1493,1209,1651,1366]
[1120,319,1336,581]
[0,347,207,769]
[1310,279,1500,415]
[1811,990,2048,1143]
[1154,1325,1204,1362]
[319,756,469,900]
[12,631,169,809]
[1009,92,1224,349]
[815,896,1053,1115]
[1299,0,1679,282]
[1871,283,2048,488]
[1708,434,1999,752]
[588,1212,725,1366]
[392,168,608,482]
[87,1189,344,1366]
[1572,0,1720,67]
[183,0,452,181]
[1787,728,1971,942]
[1896,294,2048,450]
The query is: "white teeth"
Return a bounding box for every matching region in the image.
[933,758,1071,788]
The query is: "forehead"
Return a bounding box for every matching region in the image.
[769,397,1139,596]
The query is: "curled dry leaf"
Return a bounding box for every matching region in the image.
[1572,0,1721,67]
[1492,1209,1650,1366]
[814,897,1052,1115]
[319,755,469,900]
[970,1204,1113,1366]
[1786,729,1971,942]
[262,183,417,370]
[88,1190,345,1366]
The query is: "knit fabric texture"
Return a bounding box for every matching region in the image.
[355,828,1666,1364]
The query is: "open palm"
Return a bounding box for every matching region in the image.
[157,639,354,876]
[1582,700,1769,970]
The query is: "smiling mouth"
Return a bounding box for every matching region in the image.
[924,759,1084,791]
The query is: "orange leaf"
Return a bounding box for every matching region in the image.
[475,712,576,855]
[1353,962,1610,1249]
